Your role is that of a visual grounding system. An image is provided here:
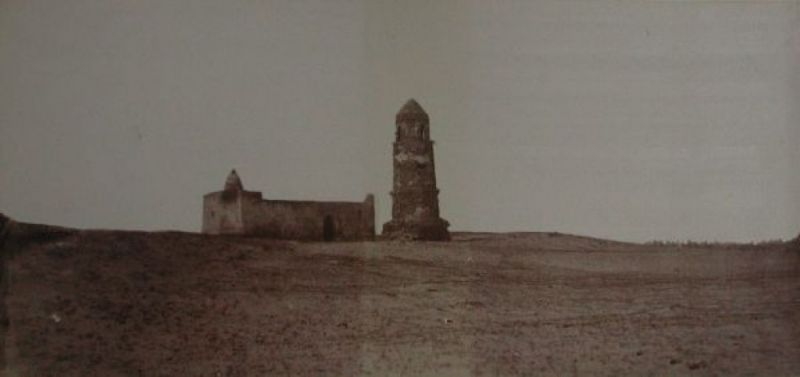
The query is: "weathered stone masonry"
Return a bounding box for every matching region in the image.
[382,99,450,241]
[202,98,449,242]
[203,170,375,241]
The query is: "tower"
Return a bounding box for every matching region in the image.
[202,169,248,235]
[382,99,450,241]
[223,169,243,192]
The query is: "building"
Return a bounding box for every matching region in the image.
[202,170,375,241]
[202,98,449,242]
[382,99,450,241]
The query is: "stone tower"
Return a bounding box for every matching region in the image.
[382,99,450,241]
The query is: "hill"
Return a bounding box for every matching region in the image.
[0,218,798,376]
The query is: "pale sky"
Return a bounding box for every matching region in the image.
[1,0,798,242]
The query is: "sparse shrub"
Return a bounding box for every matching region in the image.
[789,234,800,252]
[645,238,787,251]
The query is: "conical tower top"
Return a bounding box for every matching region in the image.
[224,169,243,191]
[396,98,429,123]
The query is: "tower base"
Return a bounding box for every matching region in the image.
[382,218,450,241]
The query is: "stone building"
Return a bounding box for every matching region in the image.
[202,170,375,241]
[382,99,450,241]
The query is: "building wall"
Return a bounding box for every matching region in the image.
[202,191,244,234]
[203,190,374,241]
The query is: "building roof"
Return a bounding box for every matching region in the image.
[396,98,429,123]
[224,169,243,191]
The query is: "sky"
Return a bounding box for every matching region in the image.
[0,0,798,242]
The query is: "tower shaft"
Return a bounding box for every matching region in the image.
[382,99,450,241]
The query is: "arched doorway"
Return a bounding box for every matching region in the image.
[323,215,335,242]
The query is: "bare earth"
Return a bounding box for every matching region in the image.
[2,222,799,376]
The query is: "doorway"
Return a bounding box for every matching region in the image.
[323,215,335,242]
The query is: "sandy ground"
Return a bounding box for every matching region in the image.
[1,223,799,376]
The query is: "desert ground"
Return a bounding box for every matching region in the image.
[1,220,798,376]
